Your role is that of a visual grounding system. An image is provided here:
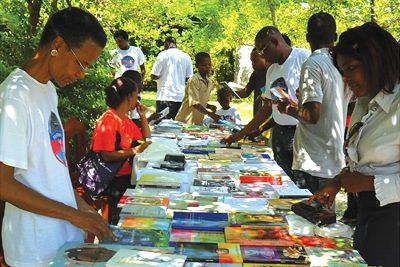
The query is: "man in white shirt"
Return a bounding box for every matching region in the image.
[222,27,310,181]
[276,12,349,193]
[110,30,146,78]
[151,37,193,120]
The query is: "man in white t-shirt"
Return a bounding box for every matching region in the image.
[151,37,193,120]
[222,27,310,181]
[109,30,146,78]
[276,12,349,192]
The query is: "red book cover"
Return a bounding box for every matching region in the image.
[239,175,283,185]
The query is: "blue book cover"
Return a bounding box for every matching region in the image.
[172,212,229,231]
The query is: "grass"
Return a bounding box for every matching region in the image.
[141,90,254,124]
[140,90,348,217]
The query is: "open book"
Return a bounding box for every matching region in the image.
[220,81,243,99]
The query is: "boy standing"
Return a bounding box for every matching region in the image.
[204,87,242,125]
[176,52,217,125]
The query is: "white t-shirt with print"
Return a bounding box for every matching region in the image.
[203,107,242,125]
[110,45,146,78]
[151,48,193,102]
[264,48,310,125]
[0,69,83,267]
[292,48,349,178]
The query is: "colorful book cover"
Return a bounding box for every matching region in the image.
[185,263,242,267]
[267,199,304,211]
[175,243,243,263]
[138,173,182,187]
[219,197,273,213]
[229,213,287,227]
[169,228,225,244]
[120,204,167,218]
[241,245,309,265]
[305,247,367,267]
[190,186,230,196]
[119,217,171,231]
[105,249,186,267]
[172,212,229,231]
[224,227,295,246]
[102,225,169,247]
[168,199,220,212]
[125,195,169,206]
[243,264,309,267]
[197,174,234,181]
[64,245,116,265]
[239,175,282,185]
[193,179,236,190]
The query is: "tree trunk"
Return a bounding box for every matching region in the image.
[26,0,42,38]
[50,0,58,14]
[370,0,376,22]
[267,0,277,27]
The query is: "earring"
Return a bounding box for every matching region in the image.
[50,49,58,57]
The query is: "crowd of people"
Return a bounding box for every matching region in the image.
[0,6,398,267]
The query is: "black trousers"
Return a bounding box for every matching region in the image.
[271,124,296,181]
[156,100,182,120]
[101,174,134,225]
[354,191,400,267]
[293,170,330,193]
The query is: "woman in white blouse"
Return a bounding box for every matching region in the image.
[310,22,399,267]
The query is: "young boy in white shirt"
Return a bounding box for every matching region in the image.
[204,87,242,126]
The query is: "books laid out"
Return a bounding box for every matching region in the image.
[103,225,170,247]
[169,228,225,244]
[267,199,304,211]
[224,227,295,246]
[235,183,278,199]
[184,263,242,267]
[241,245,309,265]
[64,244,116,265]
[167,199,220,213]
[105,249,187,267]
[271,185,312,199]
[120,195,169,218]
[239,170,283,185]
[172,212,229,231]
[229,213,287,227]
[193,179,236,192]
[305,247,367,267]
[118,217,171,231]
[209,153,242,161]
[197,173,235,181]
[219,197,273,213]
[175,242,243,263]
[190,186,231,196]
[137,173,182,188]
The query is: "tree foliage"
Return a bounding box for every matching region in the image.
[0,0,399,128]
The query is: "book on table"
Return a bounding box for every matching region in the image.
[304,247,367,267]
[102,225,170,247]
[229,213,288,227]
[175,242,243,263]
[172,211,229,231]
[169,228,225,244]
[120,195,169,218]
[105,248,186,267]
[118,216,171,231]
[241,245,309,265]
[224,226,295,246]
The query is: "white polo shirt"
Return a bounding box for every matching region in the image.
[151,48,193,102]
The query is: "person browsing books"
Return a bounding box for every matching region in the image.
[221,26,310,181]
[309,22,400,267]
[175,52,217,125]
[203,86,242,126]
[0,7,115,266]
[275,12,350,193]
[90,77,151,224]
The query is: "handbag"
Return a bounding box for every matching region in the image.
[78,132,125,197]
[291,200,336,226]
